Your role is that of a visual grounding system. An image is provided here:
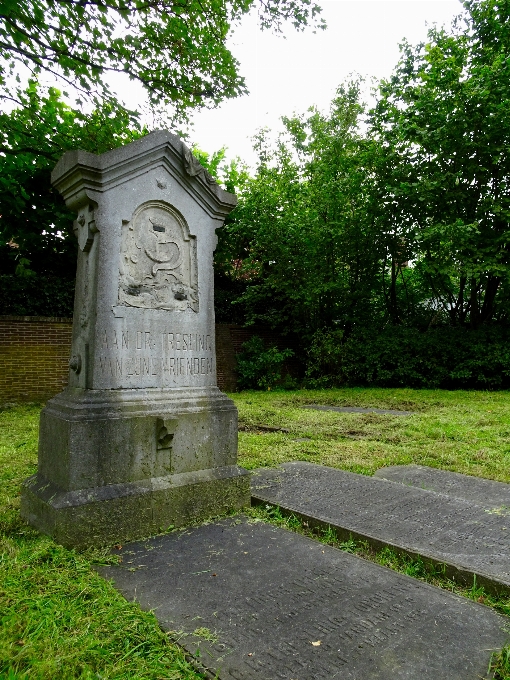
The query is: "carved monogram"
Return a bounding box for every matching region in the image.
[118,202,198,311]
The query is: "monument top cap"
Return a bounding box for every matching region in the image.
[51,130,236,219]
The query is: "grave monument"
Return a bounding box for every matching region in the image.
[21,131,250,547]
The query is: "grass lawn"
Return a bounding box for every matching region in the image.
[2,388,510,678]
[235,387,510,480]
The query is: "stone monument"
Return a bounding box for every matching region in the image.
[21,131,250,548]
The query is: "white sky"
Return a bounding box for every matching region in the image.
[109,0,462,166]
[187,0,461,166]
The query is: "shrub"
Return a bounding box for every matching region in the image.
[0,274,75,317]
[305,326,510,390]
[236,335,295,390]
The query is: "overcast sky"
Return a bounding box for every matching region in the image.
[109,1,462,166]
[186,0,461,166]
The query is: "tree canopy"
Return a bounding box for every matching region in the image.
[217,0,510,338]
[0,83,143,288]
[4,0,510,388]
[371,0,510,329]
[0,0,324,154]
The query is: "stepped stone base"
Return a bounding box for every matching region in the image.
[22,465,249,549]
[21,386,250,548]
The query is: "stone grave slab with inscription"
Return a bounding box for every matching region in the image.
[374,464,510,508]
[252,462,510,592]
[99,517,508,680]
[21,131,250,547]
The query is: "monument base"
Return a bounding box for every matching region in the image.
[22,465,250,549]
[21,386,250,548]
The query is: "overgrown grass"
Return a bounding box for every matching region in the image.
[232,387,510,481]
[232,388,510,678]
[0,403,203,679]
[3,389,510,677]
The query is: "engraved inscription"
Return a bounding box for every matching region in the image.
[105,520,508,680]
[119,202,198,312]
[253,463,510,584]
[98,356,213,378]
[98,329,214,380]
[195,567,422,677]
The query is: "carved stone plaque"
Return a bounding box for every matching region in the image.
[119,201,198,312]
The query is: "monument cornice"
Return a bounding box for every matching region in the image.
[51,130,237,220]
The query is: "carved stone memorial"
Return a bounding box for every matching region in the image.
[21,131,250,547]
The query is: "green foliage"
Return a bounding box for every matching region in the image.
[493,645,510,680]
[235,335,294,390]
[0,274,74,317]
[191,145,250,194]
[305,325,510,389]
[0,0,325,143]
[371,0,510,328]
[0,83,145,310]
[218,80,389,337]
[217,0,510,337]
[191,145,253,322]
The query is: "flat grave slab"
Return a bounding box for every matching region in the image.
[302,404,413,416]
[99,517,507,680]
[374,464,510,509]
[251,462,510,592]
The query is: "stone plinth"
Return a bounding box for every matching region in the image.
[21,132,250,547]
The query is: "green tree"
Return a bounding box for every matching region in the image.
[0,83,144,314]
[0,0,324,154]
[371,0,510,328]
[0,81,255,316]
[217,80,391,337]
[191,145,250,194]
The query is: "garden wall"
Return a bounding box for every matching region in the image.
[0,317,285,402]
[0,316,73,402]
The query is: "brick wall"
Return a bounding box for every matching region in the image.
[0,317,291,401]
[0,316,73,402]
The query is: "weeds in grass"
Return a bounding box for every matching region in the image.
[493,645,510,680]
[232,388,510,482]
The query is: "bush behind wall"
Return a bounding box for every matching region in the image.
[0,274,75,318]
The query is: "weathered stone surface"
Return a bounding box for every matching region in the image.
[252,462,510,592]
[302,404,413,415]
[21,132,250,547]
[99,517,508,680]
[375,464,510,509]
